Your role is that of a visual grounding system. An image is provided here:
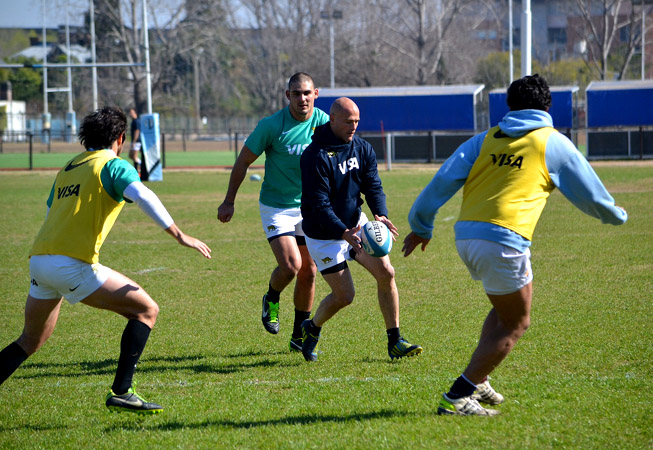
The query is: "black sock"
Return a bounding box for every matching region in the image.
[447,375,477,399]
[112,320,151,395]
[266,283,280,303]
[307,319,321,335]
[293,309,311,339]
[386,327,401,346]
[0,342,29,385]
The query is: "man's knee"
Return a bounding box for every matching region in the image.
[332,289,355,308]
[374,260,396,284]
[134,299,159,327]
[297,263,317,285]
[279,257,302,278]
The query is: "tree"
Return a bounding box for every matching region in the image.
[572,0,646,80]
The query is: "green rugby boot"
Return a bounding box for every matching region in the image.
[105,388,163,415]
[261,294,280,334]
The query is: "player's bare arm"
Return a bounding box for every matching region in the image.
[217,146,259,223]
[402,232,431,257]
[165,223,212,259]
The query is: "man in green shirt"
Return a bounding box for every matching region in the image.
[217,73,329,352]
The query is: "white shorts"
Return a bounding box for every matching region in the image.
[305,212,368,273]
[131,142,142,152]
[29,255,111,304]
[455,239,533,296]
[259,202,305,241]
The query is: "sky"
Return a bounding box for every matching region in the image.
[0,0,86,28]
[0,0,185,29]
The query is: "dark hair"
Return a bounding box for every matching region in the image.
[78,106,127,150]
[288,72,314,90]
[506,74,552,111]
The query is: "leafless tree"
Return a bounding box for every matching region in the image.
[572,0,647,80]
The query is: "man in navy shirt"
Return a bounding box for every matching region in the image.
[299,97,422,362]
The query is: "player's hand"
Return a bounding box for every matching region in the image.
[217,201,234,223]
[402,232,430,257]
[374,215,398,240]
[176,232,212,259]
[342,224,363,254]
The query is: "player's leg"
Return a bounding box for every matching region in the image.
[263,235,303,334]
[312,266,355,327]
[439,240,530,416]
[300,265,354,361]
[289,239,316,350]
[463,283,532,383]
[81,268,162,414]
[355,253,422,360]
[0,295,63,385]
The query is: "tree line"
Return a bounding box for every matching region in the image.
[0,0,650,127]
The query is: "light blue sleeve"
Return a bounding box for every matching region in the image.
[407,132,487,238]
[545,133,627,225]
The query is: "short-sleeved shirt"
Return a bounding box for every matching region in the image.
[245,107,329,209]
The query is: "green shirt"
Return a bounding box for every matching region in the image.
[245,107,329,208]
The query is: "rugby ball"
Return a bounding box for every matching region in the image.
[360,221,392,257]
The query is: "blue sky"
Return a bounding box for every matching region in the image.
[0,0,186,29]
[0,0,86,28]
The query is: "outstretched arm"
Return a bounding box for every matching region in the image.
[217,145,259,223]
[545,134,627,225]
[123,182,212,259]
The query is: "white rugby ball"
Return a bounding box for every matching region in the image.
[360,220,392,257]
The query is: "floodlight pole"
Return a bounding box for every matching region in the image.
[521,0,532,76]
[42,0,48,116]
[321,10,343,88]
[65,4,73,113]
[509,0,514,84]
[643,5,646,80]
[143,0,153,114]
[90,0,98,110]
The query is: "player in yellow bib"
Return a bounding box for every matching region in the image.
[403,75,627,416]
[217,73,329,352]
[0,106,212,414]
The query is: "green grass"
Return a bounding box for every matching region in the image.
[0,165,651,449]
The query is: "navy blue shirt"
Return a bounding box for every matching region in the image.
[130,117,141,143]
[300,123,388,240]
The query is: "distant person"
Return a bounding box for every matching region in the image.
[0,106,212,414]
[217,73,329,352]
[299,97,423,362]
[128,108,142,175]
[402,74,628,416]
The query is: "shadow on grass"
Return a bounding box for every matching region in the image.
[16,352,301,380]
[105,408,413,432]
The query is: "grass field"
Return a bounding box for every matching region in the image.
[0,164,651,449]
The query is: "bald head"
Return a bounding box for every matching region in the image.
[329,97,360,143]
